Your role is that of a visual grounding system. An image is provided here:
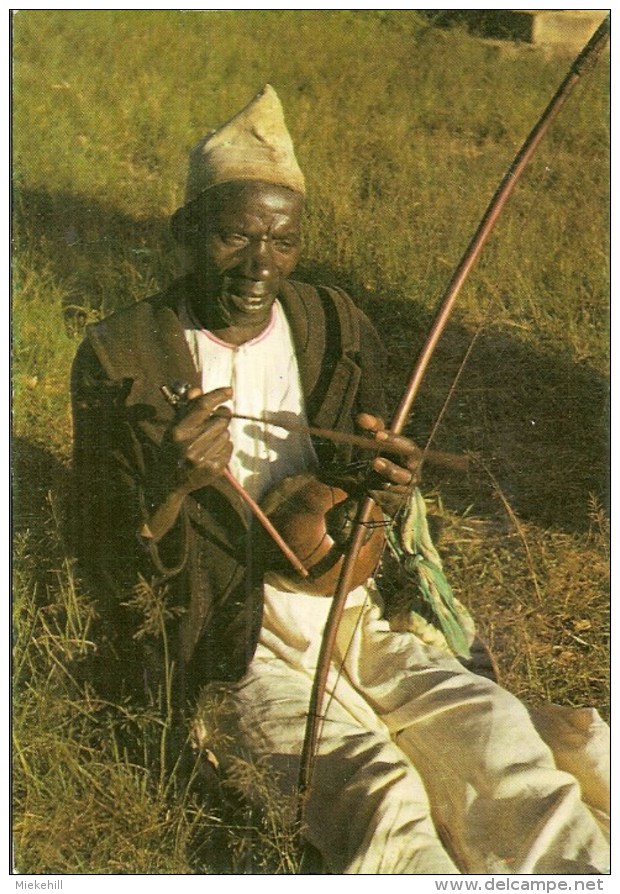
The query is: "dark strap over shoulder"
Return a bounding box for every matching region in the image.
[319,283,361,356]
[312,284,362,430]
[280,280,363,433]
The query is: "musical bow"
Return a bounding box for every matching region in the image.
[295,13,611,839]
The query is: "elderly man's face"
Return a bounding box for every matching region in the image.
[191,181,303,331]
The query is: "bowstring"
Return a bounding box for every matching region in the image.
[417,295,494,465]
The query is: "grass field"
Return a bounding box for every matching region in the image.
[12,10,610,875]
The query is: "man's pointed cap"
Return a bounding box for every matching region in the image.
[183,84,305,205]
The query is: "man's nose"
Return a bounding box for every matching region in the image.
[243,238,275,279]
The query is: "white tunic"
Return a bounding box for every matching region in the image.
[181,299,317,503]
[182,300,610,875]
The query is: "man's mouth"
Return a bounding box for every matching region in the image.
[224,279,275,309]
[229,278,270,296]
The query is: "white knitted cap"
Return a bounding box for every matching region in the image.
[183,84,305,204]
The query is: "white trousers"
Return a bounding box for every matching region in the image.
[211,587,610,875]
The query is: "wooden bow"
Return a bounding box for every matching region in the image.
[295,13,610,832]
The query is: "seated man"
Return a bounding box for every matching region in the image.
[71,85,609,874]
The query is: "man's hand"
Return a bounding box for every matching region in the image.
[169,386,233,495]
[356,413,422,516]
[140,386,233,543]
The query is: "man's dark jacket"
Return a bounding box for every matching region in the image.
[71,275,387,707]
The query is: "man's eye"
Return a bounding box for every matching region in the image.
[274,239,297,252]
[222,233,248,247]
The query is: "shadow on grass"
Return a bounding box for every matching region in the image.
[417,9,535,44]
[14,188,609,536]
[14,187,179,322]
[298,260,609,535]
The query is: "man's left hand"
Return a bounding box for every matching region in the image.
[356,413,422,516]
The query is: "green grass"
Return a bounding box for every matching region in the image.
[12,9,609,874]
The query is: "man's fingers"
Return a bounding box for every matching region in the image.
[189,386,233,414]
[356,414,421,460]
[372,456,415,487]
[191,421,232,457]
[182,423,233,476]
[181,416,231,458]
[172,388,233,442]
[356,412,386,433]
[374,430,422,459]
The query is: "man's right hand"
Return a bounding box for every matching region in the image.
[169,386,234,495]
[138,386,233,544]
